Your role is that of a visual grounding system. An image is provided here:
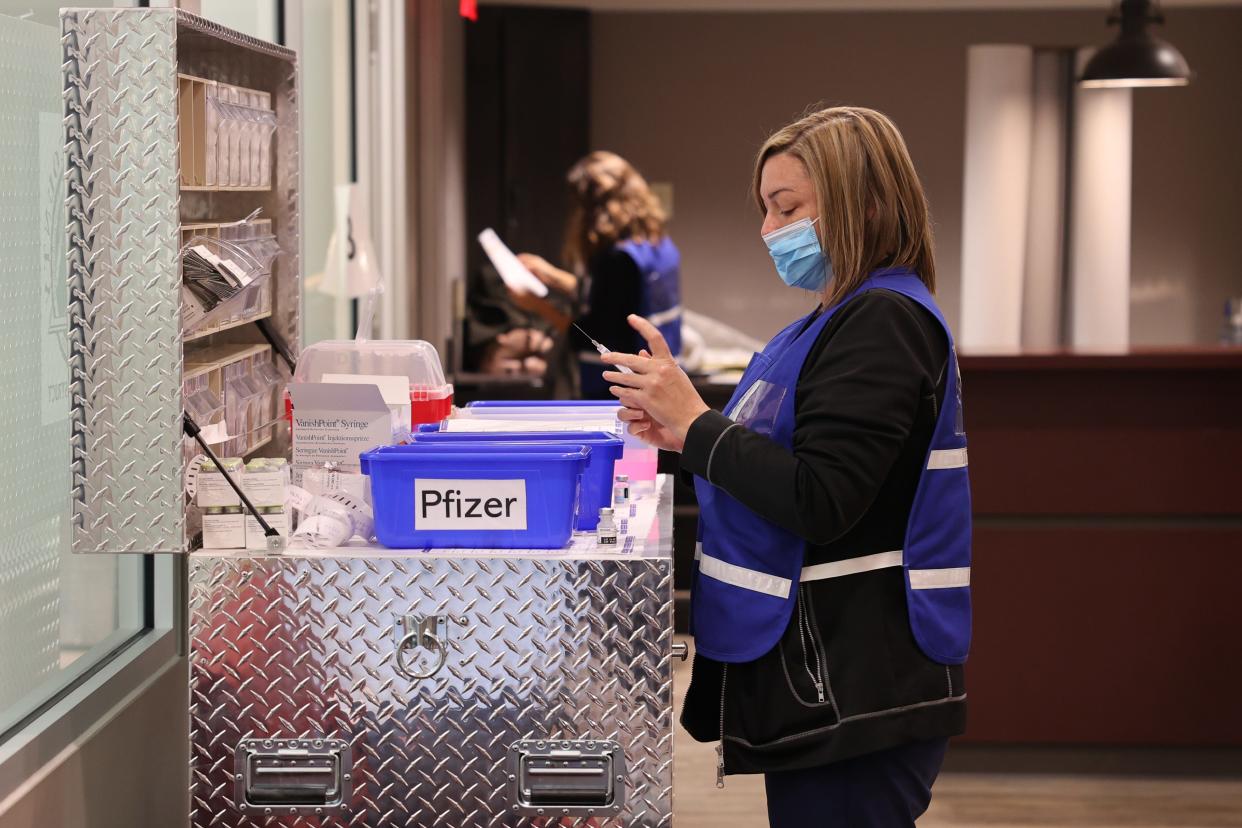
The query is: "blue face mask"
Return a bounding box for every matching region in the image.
[762,216,831,292]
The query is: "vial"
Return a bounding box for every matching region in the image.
[596,508,619,547]
[613,474,630,506]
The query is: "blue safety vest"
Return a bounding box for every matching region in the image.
[691,269,972,665]
[580,237,682,397]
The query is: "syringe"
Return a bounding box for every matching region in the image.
[574,323,634,374]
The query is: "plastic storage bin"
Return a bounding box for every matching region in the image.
[292,339,454,429]
[412,430,623,530]
[361,443,590,549]
[445,401,659,484]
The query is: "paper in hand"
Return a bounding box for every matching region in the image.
[478,228,549,298]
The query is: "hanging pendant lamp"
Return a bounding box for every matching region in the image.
[1080,0,1192,88]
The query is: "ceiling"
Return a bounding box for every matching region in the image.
[479,0,1241,11]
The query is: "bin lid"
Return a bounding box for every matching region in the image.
[360,443,591,474]
[412,430,622,448]
[294,339,449,394]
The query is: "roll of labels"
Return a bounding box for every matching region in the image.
[286,486,375,548]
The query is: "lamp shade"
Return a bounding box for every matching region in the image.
[1079,0,1192,88]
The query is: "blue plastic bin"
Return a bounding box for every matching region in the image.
[411,431,624,530]
[361,443,590,549]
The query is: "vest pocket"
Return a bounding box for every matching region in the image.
[779,585,836,709]
[721,605,840,751]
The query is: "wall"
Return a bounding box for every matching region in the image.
[0,657,187,828]
[591,7,1242,344]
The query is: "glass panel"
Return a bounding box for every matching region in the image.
[297,0,355,345]
[0,6,145,741]
[199,0,277,41]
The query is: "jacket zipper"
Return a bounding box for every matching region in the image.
[797,584,826,703]
[716,664,727,788]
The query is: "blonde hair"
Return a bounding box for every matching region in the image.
[563,151,666,272]
[752,106,936,308]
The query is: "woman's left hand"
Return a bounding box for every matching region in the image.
[602,315,710,443]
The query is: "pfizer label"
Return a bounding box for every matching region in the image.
[414,479,528,531]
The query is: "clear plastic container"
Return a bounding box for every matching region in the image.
[292,339,454,429]
[253,359,283,445]
[224,374,264,456]
[181,234,268,336]
[208,93,276,188]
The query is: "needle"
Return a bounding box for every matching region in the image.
[573,323,634,374]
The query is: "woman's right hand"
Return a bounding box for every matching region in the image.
[517,253,578,297]
[617,350,686,452]
[620,406,684,453]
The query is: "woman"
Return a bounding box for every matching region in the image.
[601,107,971,826]
[513,151,682,398]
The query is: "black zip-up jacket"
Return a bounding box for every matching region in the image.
[678,288,967,774]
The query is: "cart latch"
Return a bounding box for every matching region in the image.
[235,739,351,815]
[508,739,626,818]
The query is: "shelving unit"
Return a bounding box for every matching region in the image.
[181,310,273,342]
[64,8,300,555]
[184,342,273,381]
[176,72,275,190]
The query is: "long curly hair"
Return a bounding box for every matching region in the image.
[562,151,666,273]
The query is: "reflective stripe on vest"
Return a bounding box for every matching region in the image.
[646,303,683,328]
[927,447,968,470]
[695,542,970,595]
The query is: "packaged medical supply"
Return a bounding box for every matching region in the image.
[246,506,288,550]
[203,506,245,548]
[302,465,370,503]
[596,508,618,547]
[288,383,392,483]
[286,485,374,549]
[613,474,630,506]
[197,458,244,507]
[242,458,288,507]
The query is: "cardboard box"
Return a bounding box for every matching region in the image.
[242,458,288,507]
[203,507,245,549]
[198,458,244,507]
[246,508,288,550]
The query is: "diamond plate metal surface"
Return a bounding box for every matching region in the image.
[189,554,675,827]
[63,9,184,554]
[62,8,303,552]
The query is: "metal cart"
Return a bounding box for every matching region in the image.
[62,8,676,826]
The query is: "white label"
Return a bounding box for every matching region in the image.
[198,470,241,507]
[414,479,527,531]
[242,469,287,507]
[302,468,370,503]
[202,512,245,548]
[289,383,392,478]
[246,510,288,549]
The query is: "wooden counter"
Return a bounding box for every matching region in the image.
[682,348,1242,746]
[962,348,1242,745]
